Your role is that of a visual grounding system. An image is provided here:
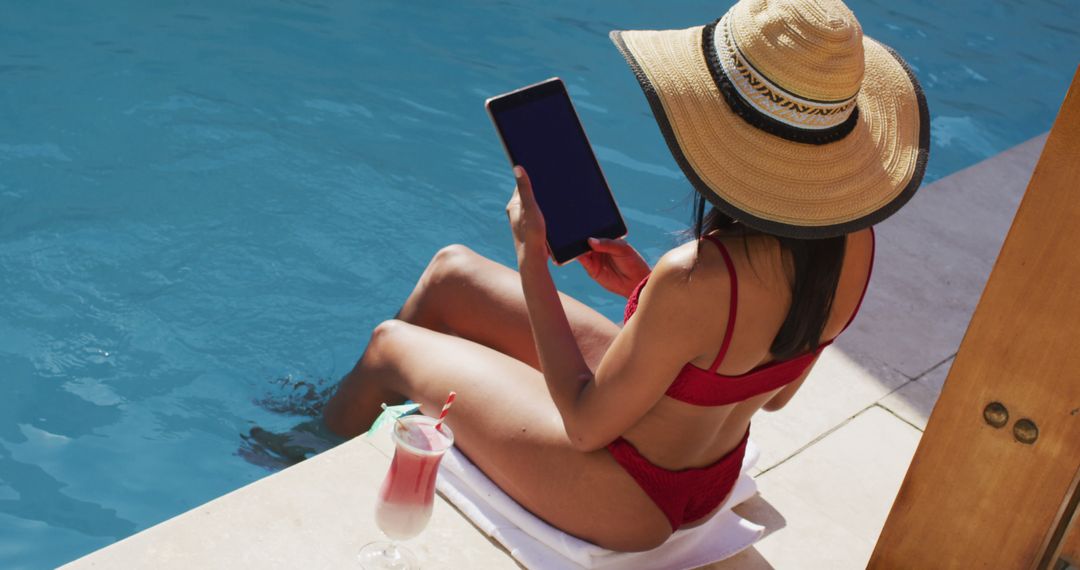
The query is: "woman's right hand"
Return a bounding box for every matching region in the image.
[578,237,651,298]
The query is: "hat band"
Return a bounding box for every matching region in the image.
[702,17,860,145]
[717,15,857,128]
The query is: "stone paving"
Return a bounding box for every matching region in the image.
[63,133,1047,569]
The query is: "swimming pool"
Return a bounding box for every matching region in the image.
[1,0,1077,567]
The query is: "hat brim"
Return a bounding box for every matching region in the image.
[611,25,929,238]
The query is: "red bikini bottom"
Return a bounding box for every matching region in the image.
[606,428,749,530]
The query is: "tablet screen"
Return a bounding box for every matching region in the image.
[488,80,625,263]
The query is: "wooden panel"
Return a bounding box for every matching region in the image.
[1060,509,1080,567]
[870,66,1080,569]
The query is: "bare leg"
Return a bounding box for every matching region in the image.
[331,319,670,551]
[394,244,620,371]
[318,246,669,548]
[324,244,619,434]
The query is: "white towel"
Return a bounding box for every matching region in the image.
[435,441,765,570]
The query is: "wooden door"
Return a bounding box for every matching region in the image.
[1056,516,1079,568]
[870,66,1080,569]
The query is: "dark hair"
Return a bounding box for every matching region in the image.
[690,194,847,361]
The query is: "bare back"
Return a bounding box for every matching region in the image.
[620,228,875,471]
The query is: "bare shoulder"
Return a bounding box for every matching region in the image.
[630,240,731,360]
[652,240,730,288]
[643,240,734,312]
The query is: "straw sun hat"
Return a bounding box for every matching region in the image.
[611,0,929,238]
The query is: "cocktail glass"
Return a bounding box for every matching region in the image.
[358,414,454,569]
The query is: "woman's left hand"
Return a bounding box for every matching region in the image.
[506,166,548,261]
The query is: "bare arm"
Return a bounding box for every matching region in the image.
[762,355,817,411]
[519,250,721,451]
[506,167,724,450]
[506,167,592,431]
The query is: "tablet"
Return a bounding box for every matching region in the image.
[486,78,627,265]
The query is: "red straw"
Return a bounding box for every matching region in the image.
[435,391,456,431]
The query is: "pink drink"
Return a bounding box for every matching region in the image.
[374,415,454,541]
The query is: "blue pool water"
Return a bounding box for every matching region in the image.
[1,0,1077,567]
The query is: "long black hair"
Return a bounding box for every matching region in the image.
[690,194,847,361]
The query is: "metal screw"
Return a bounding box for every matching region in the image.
[983,402,1008,428]
[1013,418,1038,444]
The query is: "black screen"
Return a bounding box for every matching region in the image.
[492,84,622,258]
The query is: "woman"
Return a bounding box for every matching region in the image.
[325,0,928,552]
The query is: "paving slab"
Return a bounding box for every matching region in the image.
[61,437,518,570]
[737,406,923,569]
[748,348,907,473]
[837,134,1047,380]
[878,356,955,431]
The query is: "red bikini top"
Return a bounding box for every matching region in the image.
[623,230,875,406]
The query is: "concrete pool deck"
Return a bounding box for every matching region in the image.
[62,132,1048,569]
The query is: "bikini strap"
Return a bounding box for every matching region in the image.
[837,226,876,335]
[702,234,738,374]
